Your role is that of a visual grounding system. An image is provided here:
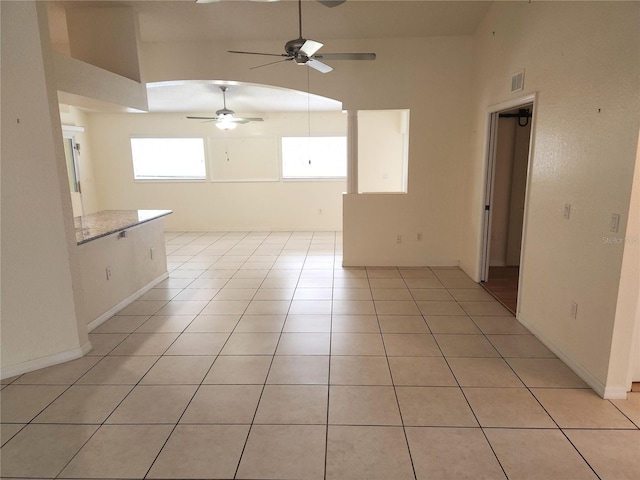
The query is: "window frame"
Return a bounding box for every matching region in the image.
[280,134,348,181]
[130,136,209,182]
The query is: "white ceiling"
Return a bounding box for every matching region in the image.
[146,80,343,113]
[49,1,493,113]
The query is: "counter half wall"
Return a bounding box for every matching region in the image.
[75,210,172,330]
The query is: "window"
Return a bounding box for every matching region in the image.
[281,136,347,179]
[130,137,206,180]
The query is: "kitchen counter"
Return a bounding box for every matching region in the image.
[74,209,172,245]
[74,209,172,330]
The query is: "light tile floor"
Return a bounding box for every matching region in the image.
[2,231,639,479]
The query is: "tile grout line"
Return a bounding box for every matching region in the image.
[141,232,252,479]
[437,271,603,480]
[429,267,510,480]
[62,232,241,479]
[456,274,610,479]
[371,266,419,480]
[109,232,245,480]
[231,231,308,480]
[4,232,637,479]
[323,230,336,480]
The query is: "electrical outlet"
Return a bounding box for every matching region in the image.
[417,233,423,241]
[610,213,620,233]
[396,235,402,244]
[570,301,578,319]
[106,266,112,280]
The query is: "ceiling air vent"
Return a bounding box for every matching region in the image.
[511,70,525,93]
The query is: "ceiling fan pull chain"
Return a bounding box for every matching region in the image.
[307,66,312,165]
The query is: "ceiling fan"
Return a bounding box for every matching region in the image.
[186,86,264,130]
[228,0,375,73]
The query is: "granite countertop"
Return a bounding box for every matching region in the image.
[75,209,172,245]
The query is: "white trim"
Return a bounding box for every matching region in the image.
[603,386,631,400]
[1,341,92,380]
[1,272,170,379]
[62,124,85,133]
[476,93,537,282]
[517,313,627,399]
[87,271,170,332]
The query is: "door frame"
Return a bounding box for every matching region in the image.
[62,126,85,216]
[478,93,537,316]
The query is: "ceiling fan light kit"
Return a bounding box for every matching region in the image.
[187,85,264,128]
[215,117,237,130]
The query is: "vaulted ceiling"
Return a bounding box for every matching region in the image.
[48,1,492,44]
[48,1,493,113]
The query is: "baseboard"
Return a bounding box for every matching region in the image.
[489,260,507,267]
[166,228,345,233]
[1,272,170,381]
[87,271,170,332]
[457,260,478,282]
[603,385,630,400]
[517,313,626,399]
[1,340,92,380]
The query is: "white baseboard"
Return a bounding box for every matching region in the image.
[457,260,478,282]
[603,385,631,400]
[1,273,170,381]
[87,271,170,332]
[1,340,92,380]
[517,313,628,399]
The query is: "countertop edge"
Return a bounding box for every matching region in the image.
[75,210,172,245]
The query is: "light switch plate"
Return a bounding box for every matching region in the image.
[610,213,620,233]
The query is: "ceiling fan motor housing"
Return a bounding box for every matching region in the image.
[285,38,306,56]
[216,108,234,118]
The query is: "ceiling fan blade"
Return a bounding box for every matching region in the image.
[300,39,323,57]
[235,117,264,122]
[307,59,333,73]
[250,58,293,70]
[228,50,287,58]
[317,0,347,7]
[187,116,218,120]
[313,53,376,61]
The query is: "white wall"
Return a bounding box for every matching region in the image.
[1,1,89,378]
[358,109,408,193]
[141,35,473,264]
[66,6,144,83]
[342,38,472,266]
[88,111,347,231]
[461,2,640,397]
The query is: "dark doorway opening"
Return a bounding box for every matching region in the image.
[481,100,534,316]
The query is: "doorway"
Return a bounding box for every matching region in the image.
[63,131,83,217]
[480,96,535,315]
